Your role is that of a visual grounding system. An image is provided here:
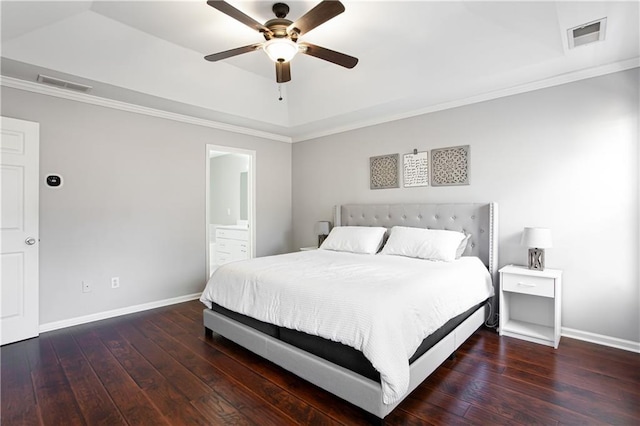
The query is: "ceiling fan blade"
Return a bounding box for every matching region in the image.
[276,61,291,83]
[299,42,358,69]
[204,43,262,62]
[207,0,273,35]
[287,1,345,37]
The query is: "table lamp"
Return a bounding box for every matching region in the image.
[315,221,331,247]
[521,227,552,270]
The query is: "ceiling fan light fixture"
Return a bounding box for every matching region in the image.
[263,38,299,63]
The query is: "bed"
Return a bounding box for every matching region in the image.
[201,203,498,421]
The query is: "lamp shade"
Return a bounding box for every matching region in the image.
[263,38,299,63]
[521,227,553,249]
[315,221,331,235]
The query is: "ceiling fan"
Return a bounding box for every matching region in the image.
[204,0,358,83]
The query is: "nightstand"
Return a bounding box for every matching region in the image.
[499,265,562,348]
[300,246,318,251]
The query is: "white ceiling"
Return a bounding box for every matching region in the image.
[1,1,638,142]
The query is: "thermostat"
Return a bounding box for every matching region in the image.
[45,174,63,188]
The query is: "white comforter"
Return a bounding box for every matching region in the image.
[200,250,493,404]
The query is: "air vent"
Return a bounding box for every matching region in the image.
[568,18,607,49]
[36,74,93,93]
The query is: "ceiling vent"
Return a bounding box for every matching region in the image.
[36,74,93,93]
[568,18,607,49]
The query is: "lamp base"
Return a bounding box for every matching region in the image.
[318,235,327,247]
[528,248,545,270]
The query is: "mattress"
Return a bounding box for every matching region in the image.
[210,300,485,382]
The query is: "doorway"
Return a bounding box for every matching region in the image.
[206,145,255,277]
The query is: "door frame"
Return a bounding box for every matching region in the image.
[205,144,256,278]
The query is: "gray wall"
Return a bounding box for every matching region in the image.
[1,86,292,325]
[209,153,249,226]
[292,69,639,343]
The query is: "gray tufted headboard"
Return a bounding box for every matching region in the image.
[334,203,499,285]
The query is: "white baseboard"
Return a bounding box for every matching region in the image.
[39,293,202,333]
[38,297,640,354]
[562,327,640,353]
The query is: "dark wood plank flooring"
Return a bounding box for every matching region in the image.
[2,300,639,425]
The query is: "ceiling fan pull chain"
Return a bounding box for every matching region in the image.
[278,84,284,101]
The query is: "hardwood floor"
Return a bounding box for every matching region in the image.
[2,300,639,425]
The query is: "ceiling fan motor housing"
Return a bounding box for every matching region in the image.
[272,3,290,19]
[263,19,293,40]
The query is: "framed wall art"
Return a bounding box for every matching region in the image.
[370,154,399,189]
[431,145,470,186]
[403,151,429,187]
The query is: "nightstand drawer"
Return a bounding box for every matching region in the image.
[502,274,554,298]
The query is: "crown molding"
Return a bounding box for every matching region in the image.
[291,58,640,142]
[3,57,637,145]
[0,75,293,143]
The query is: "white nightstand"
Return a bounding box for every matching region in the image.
[499,265,562,348]
[300,246,318,251]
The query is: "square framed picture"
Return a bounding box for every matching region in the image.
[431,145,470,186]
[370,154,399,189]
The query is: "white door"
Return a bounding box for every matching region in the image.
[1,116,40,345]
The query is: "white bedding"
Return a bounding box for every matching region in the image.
[200,250,493,404]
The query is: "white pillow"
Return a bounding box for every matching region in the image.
[456,234,471,259]
[380,226,467,262]
[319,226,387,254]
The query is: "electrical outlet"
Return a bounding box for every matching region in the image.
[82,281,92,293]
[111,277,120,289]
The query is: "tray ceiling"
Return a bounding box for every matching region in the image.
[1,1,638,142]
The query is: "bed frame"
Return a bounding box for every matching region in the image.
[203,203,498,421]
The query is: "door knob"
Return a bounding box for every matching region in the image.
[25,237,36,245]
